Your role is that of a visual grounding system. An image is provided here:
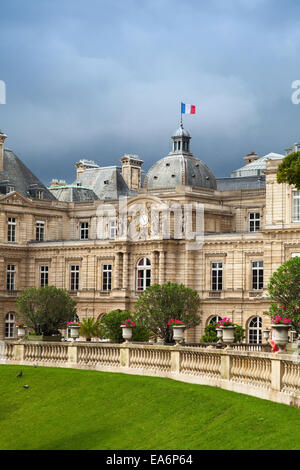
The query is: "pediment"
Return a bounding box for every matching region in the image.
[0,191,34,206]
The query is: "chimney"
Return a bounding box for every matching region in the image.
[0,130,7,172]
[120,154,143,190]
[75,159,99,180]
[244,151,259,166]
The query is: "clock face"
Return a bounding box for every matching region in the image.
[139,214,148,226]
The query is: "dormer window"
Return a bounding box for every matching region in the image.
[36,190,44,199]
[104,180,109,185]
[7,186,15,194]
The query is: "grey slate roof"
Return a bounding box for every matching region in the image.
[231,152,284,177]
[0,149,56,200]
[74,166,131,200]
[217,176,266,191]
[144,154,216,190]
[49,185,99,202]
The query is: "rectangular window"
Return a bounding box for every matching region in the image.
[70,265,79,291]
[249,213,260,232]
[8,217,16,242]
[293,191,300,222]
[211,262,223,291]
[80,222,89,240]
[40,266,49,287]
[7,265,15,291]
[252,261,264,290]
[109,219,117,240]
[36,221,45,241]
[102,264,112,291]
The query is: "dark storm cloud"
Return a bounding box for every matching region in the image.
[1,0,300,184]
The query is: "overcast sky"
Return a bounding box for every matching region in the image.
[1,0,300,185]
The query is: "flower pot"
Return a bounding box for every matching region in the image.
[216,328,223,343]
[17,328,25,338]
[69,326,80,340]
[271,324,290,352]
[263,329,270,341]
[172,325,186,345]
[121,325,132,343]
[220,326,236,345]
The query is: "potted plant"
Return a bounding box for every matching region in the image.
[78,318,102,342]
[216,318,236,345]
[121,318,136,343]
[15,321,26,338]
[168,319,186,345]
[67,321,81,340]
[271,316,291,352]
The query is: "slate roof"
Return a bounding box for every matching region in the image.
[0,149,56,200]
[231,152,284,177]
[49,185,99,202]
[74,166,132,200]
[217,175,266,191]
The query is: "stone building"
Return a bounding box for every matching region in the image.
[1,124,300,343]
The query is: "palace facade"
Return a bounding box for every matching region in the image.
[1,124,300,343]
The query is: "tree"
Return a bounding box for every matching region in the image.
[200,322,245,343]
[134,282,201,343]
[16,286,77,336]
[266,257,300,334]
[99,310,150,343]
[79,318,101,342]
[277,151,300,189]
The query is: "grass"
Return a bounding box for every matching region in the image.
[0,364,300,450]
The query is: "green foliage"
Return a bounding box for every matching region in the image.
[277,151,300,190]
[79,318,102,341]
[99,310,150,343]
[266,257,300,333]
[16,286,76,336]
[134,282,201,343]
[200,322,245,343]
[200,322,218,342]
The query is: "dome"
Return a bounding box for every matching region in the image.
[144,154,216,190]
[173,126,190,138]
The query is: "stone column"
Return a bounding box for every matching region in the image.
[271,359,283,392]
[122,252,129,289]
[114,252,121,289]
[158,251,165,285]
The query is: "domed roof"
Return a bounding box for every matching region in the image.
[173,125,190,138]
[144,154,216,190]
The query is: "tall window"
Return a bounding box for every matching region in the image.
[80,222,89,240]
[211,262,223,291]
[70,265,79,291]
[252,261,263,290]
[248,316,262,344]
[249,213,260,232]
[7,265,16,291]
[109,219,117,239]
[36,221,45,241]
[293,190,300,222]
[136,258,151,291]
[102,264,112,291]
[5,313,15,338]
[40,266,49,287]
[8,217,16,242]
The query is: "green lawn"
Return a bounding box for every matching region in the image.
[0,364,299,450]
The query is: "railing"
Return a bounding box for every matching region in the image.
[3,341,300,408]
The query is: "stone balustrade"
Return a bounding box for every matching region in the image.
[2,341,300,407]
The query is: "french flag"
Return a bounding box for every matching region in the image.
[181,102,196,114]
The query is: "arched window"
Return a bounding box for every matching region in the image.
[248,316,262,344]
[136,258,151,291]
[5,313,15,338]
[208,316,222,326]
